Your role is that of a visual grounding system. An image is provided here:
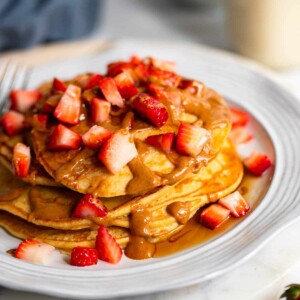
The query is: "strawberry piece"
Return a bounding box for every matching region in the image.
[176,123,211,157]
[0,110,25,136]
[149,57,176,72]
[107,61,133,77]
[15,239,55,265]
[178,79,205,97]
[96,226,122,264]
[199,204,231,230]
[230,108,250,128]
[70,247,98,267]
[10,90,41,113]
[114,70,138,99]
[91,98,111,124]
[32,114,48,131]
[99,78,124,108]
[85,73,103,90]
[219,191,250,218]
[229,127,253,145]
[148,67,181,87]
[243,150,272,176]
[52,78,67,93]
[130,55,142,64]
[49,124,82,150]
[146,133,175,154]
[41,96,60,114]
[12,143,31,178]
[82,125,112,150]
[130,93,169,127]
[53,84,81,125]
[73,194,108,218]
[98,131,138,174]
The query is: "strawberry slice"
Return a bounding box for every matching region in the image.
[148,67,181,87]
[243,150,272,176]
[98,131,138,174]
[52,78,67,93]
[219,191,250,218]
[49,124,82,150]
[73,194,108,218]
[230,108,250,128]
[114,70,138,99]
[0,110,25,136]
[146,133,175,154]
[32,114,48,131]
[70,247,98,267]
[53,84,81,125]
[229,127,253,145]
[85,73,103,90]
[10,90,41,113]
[82,125,112,150]
[15,239,55,265]
[99,78,124,108]
[91,98,111,124]
[130,93,169,127]
[199,204,231,230]
[96,226,122,264]
[12,143,31,178]
[176,123,211,157]
[107,61,133,77]
[148,83,181,107]
[149,57,176,72]
[178,79,205,97]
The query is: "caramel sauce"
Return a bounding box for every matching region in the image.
[130,207,152,237]
[167,201,191,225]
[125,236,156,260]
[6,249,16,256]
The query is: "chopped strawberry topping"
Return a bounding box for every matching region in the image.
[85,73,103,90]
[130,93,168,127]
[148,67,181,87]
[73,194,108,218]
[178,79,205,97]
[176,123,211,157]
[107,61,133,77]
[98,131,138,174]
[91,98,111,124]
[230,108,250,128]
[0,110,25,136]
[49,124,82,150]
[53,84,81,125]
[96,226,122,264]
[146,133,175,154]
[82,125,112,150]
[114,70,138,99]
[219,191,250,218]
[99,78,124,108]
[148,83,181,107]
[10,90,41,113]
[32,114,48,131]
[12,143,31,178]
[41,96,60,114]
[70,247,98,267]
[149,57,176,72]
[15,239,55,265]
[52,78,67,93]
[229,127,253,145]
[199,204,231,230]
[243,150,272,176]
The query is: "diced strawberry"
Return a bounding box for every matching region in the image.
[70,247,98,267]
[53,84,81,125]
[99,78,124,108]
[10,90,41,113]
[95,226,122,264]
[12,143,31,178]
[98,131,138,174]
[199,204,231,230]
[230,108,250,128]
[41,95,60,114]
[130,55,142,64]
[32,114,48,131]
[130,93,169,127]
[82,125,112,150]
[243,150,272,176]
[114,70,138,99]
[133,62,149,81]
[73,194,108,218]
[107,61,133,77]
[148,83,181,107]
[219,191,250,218]
[146,133,175,154]
[176,123,211,157]
[15,239,55,265]
[229,127,253,145]
[178,79,205,97]
[91,98,111,124]
[85,73,103,90]
[0,110,25,136]
[52,78,67,93]
[149,57,176,72]
[148,67,181,87]
[49,124,82,150]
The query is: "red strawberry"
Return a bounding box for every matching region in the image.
[52,78,67,93]
[107,61,133,77]
[178,79,205,97]
[130,93,168,127]
[199,204,231,230]
[96,226,122,264]
[149,57,176,72]
[148,83,181,107]
[219,191,250,218]
[10,90,41,113]
[148,67,181,87]
[82,125,112,150]
[12,143,31,178]
[230,108,250,128]
[41,95,60,114]
[114,70,138,99]
[130,55,142,64]
[49,124,82,150]
[98,131,138,174]
[176,123,211,157]
[146,133,175,154]
[53,84,81,125]
[229,127,253,145]
[91,98,111,124]
[99,78,124,108]
[85,73,103,90]
[70,247,98,267]
[0,110,25,136]
[243,150,272,176]
[73,194,108,218]
[32,114,48,131]
[15,239,55,265]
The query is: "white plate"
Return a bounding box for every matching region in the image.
[1,39,300,299]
